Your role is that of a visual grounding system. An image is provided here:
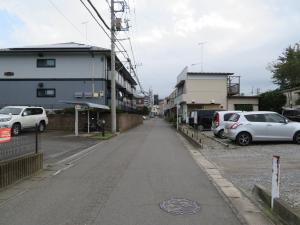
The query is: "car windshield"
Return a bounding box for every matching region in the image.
[0,108,22,115]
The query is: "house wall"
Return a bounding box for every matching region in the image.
[0,52,106,79]
[0,52,108,108]
[282,89,300,109]
[176,67,188,94]
[227,98,259,111]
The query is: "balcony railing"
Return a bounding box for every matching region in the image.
[227,83,240,95]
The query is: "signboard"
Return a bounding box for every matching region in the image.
[4,72,14,76]
[194,111,198,124]
[0,128,11,143]
[75,104,81,110]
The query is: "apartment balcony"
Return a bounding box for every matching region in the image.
[227,76,240,96]
[227,83,240,95]
[107,71,133,95]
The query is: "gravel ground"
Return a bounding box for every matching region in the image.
[180,125,300,212]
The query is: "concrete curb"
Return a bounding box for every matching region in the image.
[175,129,274,225]
[253,184,300,225]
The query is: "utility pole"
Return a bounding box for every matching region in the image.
[111,0,116,133]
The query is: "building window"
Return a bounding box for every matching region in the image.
[37,59,55,67]
[37,89,56,97]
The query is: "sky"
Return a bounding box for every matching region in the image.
[1,0,300,99]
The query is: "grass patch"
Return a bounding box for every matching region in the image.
[92,133,114,138]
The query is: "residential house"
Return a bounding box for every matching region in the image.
[280,87,300,109]
[174,67,259,123]
[134,94,145,110]
[0,42,138,112]
[151,105,160,116]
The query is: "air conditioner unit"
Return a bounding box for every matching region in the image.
[75,92,83,98]
[84,92,93,98]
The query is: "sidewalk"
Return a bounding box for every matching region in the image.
[0,118,270,224]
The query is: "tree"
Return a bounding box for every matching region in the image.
[267,43,300,90]
[259,90,287,113]
[141,106,150,115]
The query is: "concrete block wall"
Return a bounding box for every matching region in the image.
[47,114,143,132]
[0,153,43,188]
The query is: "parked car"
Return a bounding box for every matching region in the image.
[224,111,300,146]
[282,108,300,122]
[194,109,226,131]
[0,106,48,136]
[211,111,242,138]
[188,111,196,127]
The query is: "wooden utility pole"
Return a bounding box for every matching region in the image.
[111,0,116,133]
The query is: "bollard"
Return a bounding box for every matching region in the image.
[199,138,201,143]
[102,120,105,137]
[187,131,188,134]
[192,134,193,138]
[272,155,280,210]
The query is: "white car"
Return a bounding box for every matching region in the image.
[0,106,48,136]
[224,111,300,146]
[211,111,242,138]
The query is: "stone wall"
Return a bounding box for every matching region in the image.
[47,113,143,132]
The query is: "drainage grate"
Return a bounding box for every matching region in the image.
[160,198,201,215]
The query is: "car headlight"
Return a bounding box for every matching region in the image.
[0,118,12,122]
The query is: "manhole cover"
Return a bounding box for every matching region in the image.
[160,198,201,215]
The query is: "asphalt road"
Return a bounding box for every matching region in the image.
[0,118,242,225]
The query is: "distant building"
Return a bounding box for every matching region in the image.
[0,42,138,112]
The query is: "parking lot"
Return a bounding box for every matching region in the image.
[17,129,103,163]
[180,125,300,212]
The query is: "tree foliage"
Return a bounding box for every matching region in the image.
[267,43,300,90]
[259,90,287,113]
[141,106,150,115]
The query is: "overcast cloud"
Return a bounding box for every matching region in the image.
[1,0,299,98]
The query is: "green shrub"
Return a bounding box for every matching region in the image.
[235,104,253,111]
[53,109,63,114]
[168,117,174,123]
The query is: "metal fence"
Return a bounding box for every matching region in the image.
[0,127,41,163]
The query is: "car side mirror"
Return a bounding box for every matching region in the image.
[285,119,289,123]
[23,112,28,116]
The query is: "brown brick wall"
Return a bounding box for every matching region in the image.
[47,114,143,132]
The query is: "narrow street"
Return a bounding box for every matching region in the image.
[0,118,242,225]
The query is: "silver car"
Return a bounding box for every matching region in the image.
[211,111,242,138]
[224,111,300,146]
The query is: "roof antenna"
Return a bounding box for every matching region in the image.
[198,42,209,72]
[82,21,90,45]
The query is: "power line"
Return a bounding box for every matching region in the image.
[87,0,110,30]
[48,0,95,45]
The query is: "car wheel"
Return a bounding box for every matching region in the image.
[236,132,251,146]
[218,130,226,139]
[38,122,45,132]
[293,131,300,144]
[11,124,21,136]
[198,125,204,132]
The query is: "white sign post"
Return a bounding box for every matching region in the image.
[75,105,81,136]
[272,155,280,210]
